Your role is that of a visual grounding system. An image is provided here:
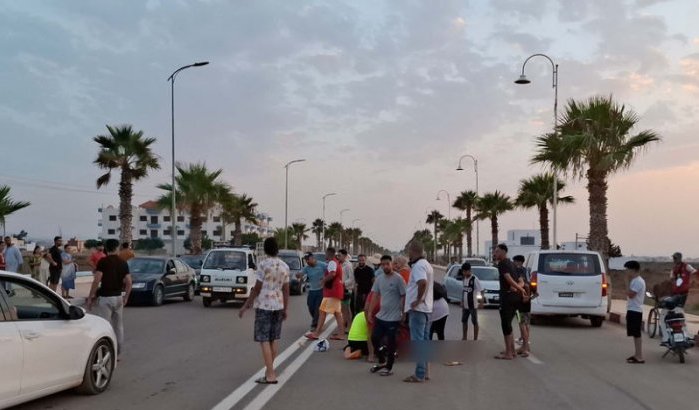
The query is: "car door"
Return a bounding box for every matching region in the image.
[174,260,191,292]
[0,289,23,402]
[163,259,178,295]
[443,265,461,302]
[3,277,86,393]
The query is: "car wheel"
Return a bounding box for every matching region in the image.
[76,338,115,395]
[203,297,212,307]
[151,285,164,306]
[183,283,195,302]
[590,317,604,327]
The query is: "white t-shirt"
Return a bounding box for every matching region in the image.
[342,261,354,289]
[430,298,449,322]
[627,276,646,313]
[404,258,434,313]
[327,260,337,273]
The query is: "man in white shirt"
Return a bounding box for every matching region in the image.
[625,260,646,364]
[403,241,433,383]
[339,249,354,329]
[3,237,23,273]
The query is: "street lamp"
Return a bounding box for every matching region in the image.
[167,61,209,257]
[351,218,361,227]
[435,190,451,220]
[321,193,337,248]
[515,53,559,248]
[457,154,479,256]
[284,159,306,249]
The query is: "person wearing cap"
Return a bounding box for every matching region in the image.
[670,252,696,307]
[624,260,645,364]
[302,252,327,330]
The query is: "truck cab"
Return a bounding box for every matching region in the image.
[199,247,257,307]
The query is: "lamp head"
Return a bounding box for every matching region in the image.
[456,166,464,171]
[193,61,210,67]
[514,74,530,85]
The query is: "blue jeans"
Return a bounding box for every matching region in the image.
[307,289,323,328]
[408,311,430,380]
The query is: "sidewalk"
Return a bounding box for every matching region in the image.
[608,298,699,338]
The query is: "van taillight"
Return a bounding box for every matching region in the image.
[601,272,608,297]
[530,271,538,292]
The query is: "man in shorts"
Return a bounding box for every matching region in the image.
[625,260,645,364]
[460,262,482,340]
[513,255,531,357]
[494,244,525,361]
[44,236,63,292]
[305,247,345,340]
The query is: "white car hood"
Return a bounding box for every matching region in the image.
[480,280,500,291]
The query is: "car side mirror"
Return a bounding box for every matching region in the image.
[198,261,203,267]
[68,305,85,320]
[168,268,176,275]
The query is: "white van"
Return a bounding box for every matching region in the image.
[198,247,257,307]
[525,250,609,327]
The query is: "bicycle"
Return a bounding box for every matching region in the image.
[646,291,663,339]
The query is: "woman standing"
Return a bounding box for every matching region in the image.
[60,245,77,299]
[430,282,450,340]
[29,246,43,281]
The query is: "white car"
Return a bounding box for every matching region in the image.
[461,257,489,267]
[525,250,609,327]
[198,247,258,307]
[0,271,117,409]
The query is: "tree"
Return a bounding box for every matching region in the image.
[326,222,343,248]
[135,237,165,255]
[273,227,299,250]
[291,223,309,249]
[239,232,261,246]
[0,185,30,236]
[404,229,434,257]
[425,210,444,261]
[84,239,101,249]
[184,235,213,252]
[157,163,232,255]
[533,95,660,264]
[453,190,478,256]
[221,194,258,246]
[94,125,160,244]
[515,173,574,250]
[475,191,514,253]
[443,218,469,262]
[311,218,325,250]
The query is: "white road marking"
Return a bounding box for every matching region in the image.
[211,320,337,410]
[242,321,338,410]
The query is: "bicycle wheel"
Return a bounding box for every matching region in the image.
[647,308,658,338]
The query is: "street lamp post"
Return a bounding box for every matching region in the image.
[167,61,209,257]
[435,190,451,220]
[457,154,479,256]
[321,193,337,249]
[284,159,306,249]
[339,209,350,248]
[515,53,559,249]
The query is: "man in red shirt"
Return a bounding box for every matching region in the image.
[305,247,345,340]
[671,252,697,307]
[89,242,107,272]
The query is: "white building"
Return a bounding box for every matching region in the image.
[98,201,273,252]
[484,229,541,258]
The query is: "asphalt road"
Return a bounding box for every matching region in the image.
[12,267,699,410]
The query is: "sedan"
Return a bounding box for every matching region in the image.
[279,250,306,295]
[127,257,197,306]
[179,253,207,293]
[0,271,117,408]
[443,264,501,307]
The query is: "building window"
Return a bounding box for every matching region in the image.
[213,229,222,237]
[150,230,158,238]
[520,236,535,246]
[109,215,117,221]
[177,230,185,236]
[201,230,208,236]
[231,231,235,237]
[164,229,171,236]
[108,229,116,235]
[139,216,147,222]
[213,216,221,222]
[163,216,171,222]
[150,216,158,224]
[139,230,147,236]
[177,216,184,222]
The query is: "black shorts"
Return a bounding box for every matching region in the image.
[461,308,479,326]
[626,311,642,338]
[254,309,283,342]
[345,340,369,355]
[49,269,61,285]
[518,299,531,313]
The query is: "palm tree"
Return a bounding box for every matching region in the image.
[221,194,258,246]
[311,218,324,250]
[291,223,308,249]
[157,163,232,255]
[347,227,363,254]
[515,173,574,250]
[94,125,160,244]
[533,95,660,263]
[326,222,343,248]
[273,227,299,250]
[425,210,444,261]
[475,191,514,253]
[0,185,30,236]
[443,218,469,262]
[453,190,479,256]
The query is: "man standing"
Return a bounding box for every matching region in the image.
[119,242,135,261]
[493,244,526,361]
[0,241,6,271]
[624,260,645,364]
[239,237,290,384]
[513,255,531,357]
[339,249,354,328]
[670,252,696,307]
[3,237,23,273]
[302,253,327,330]
[87,239,132,355]
[89,242,106,272]
[44,236,63,291]
[305,247,345,340]
[403,241,434,383]
[354,254,375,312]
[367,255,406,376]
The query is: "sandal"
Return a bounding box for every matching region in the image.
[403,375,425,383]
[304,332,319,340]
[254,377,278,384]
[494,354,514,360]
[626,357,645,364]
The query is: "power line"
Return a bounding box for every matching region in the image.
[0,174,156,198]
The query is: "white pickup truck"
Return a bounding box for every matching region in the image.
[198,247,258,307]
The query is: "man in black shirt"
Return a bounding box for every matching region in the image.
[43,236,64,291]
[353,254,375,312]
[494,244,525,360]
[88,239,132,354]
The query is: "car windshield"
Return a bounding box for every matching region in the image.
[180,255,202,268]
[128,259,165,274]
[472,267,499,281]
[463,259,487,266]
[203,251,247,270]
[538,253,601,276]
[280,255,302,270]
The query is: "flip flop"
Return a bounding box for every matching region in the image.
[626,357,645,364]
[494,354,514,360]
[254,377,278,384]
[403,375,424,383]
[329,335,345,341]
[304,332,319,340]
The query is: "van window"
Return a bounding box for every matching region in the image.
[204,251,247,270]
[538,253,601,276]
[280,255,301,270]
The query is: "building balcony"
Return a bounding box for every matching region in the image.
[147,223,161,229]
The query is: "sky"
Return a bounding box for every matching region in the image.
[1,0,698,257]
